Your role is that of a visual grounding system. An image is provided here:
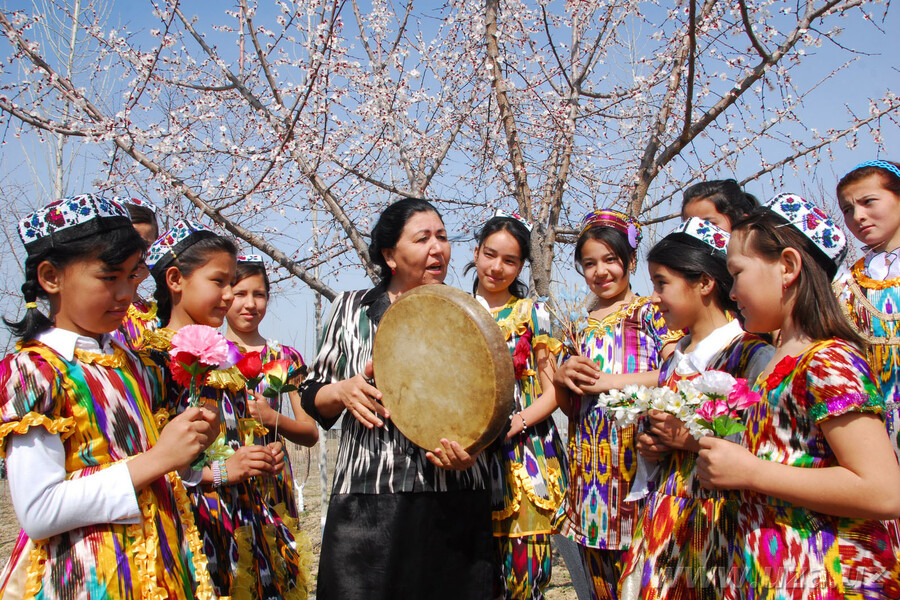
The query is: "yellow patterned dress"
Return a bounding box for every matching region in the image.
[0,340,214,600]
[488,297,567,599]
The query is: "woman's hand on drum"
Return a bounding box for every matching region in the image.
[554,356,601,395]
[426,439,477,470]
[335,361,389,428]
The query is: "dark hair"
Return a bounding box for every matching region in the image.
[6,226,146,341]
[647,236,737,314]
[574,226,635,275]
[125,204,159,239]
[836,160,900,203]
[682,179,760,228]
[731,209,862,346]
[152,236,237,326]
[464,216,531,298]
[234,261,270,295]
[369,198,442,284]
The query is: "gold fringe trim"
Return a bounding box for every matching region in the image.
[496,298,533,340]
[492,462,565,521]
[142,328,175,352]
[128,301,158,322]
[153,408,170,429]
[22,539,46,599]
[0,413,75,457]
[232,525,255,600]
[73,346,129,368]
[532,334,562,355]
[272,503,312,600]
[206,366,246,393]
[129,488,169,600]
[169,472,215,600]
[852,258,900,290]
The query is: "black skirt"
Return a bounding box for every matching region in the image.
[316,490,495,600]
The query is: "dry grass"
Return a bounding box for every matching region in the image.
[0,437,578,599]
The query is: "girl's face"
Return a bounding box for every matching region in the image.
[227,273,268,334]
[683,198,731,231]
[474,230,525,297]
[382,210,451,292]
[839,174,900,253]
[171,251,236,327]
[726,231,786,333]
[579,238,631,304]
[649,263,702,331]
[46,251,143,339]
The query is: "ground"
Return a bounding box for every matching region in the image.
[0,438,579,599]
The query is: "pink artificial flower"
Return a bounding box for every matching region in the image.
[727,378,763,411]
[170,324,230,366]
[696,399,730,422]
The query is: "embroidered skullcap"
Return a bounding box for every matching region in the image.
[17,194,132,253]
[669,218,730,257]
[579,209,642,249]
[763,193,847,278]
[237,254,265,264]
[493,209,534,233]
[146,219,217,276]
[117,197,158,213]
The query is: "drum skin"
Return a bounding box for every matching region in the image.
[373,284,515,454]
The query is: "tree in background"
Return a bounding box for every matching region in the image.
[0,0,896,301]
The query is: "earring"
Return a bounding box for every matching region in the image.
[391,268,396,275]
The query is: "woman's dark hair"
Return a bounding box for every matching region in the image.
[369,198,442,284]
[731,209,862,346]
[647,237,737,314]
[234,262,270,296]
[152,236,237,326]
[682,179,760,228]
[125,204,159,238]
[574,226,635,276]
[836,160,900,203]
[464,216,531,299]
[6,226,146,341]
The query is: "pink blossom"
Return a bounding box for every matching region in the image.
[727,378,762,411]
[696,399,730,422]
[170,324,230,367]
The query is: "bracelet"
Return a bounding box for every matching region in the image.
[220,461,229,486]
[517,412,528,431]
[211,461,222,487]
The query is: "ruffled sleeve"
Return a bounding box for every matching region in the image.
[531,301,562,355]
[640,299,684,352]
[805,340,883,423]
[0,350,75,457]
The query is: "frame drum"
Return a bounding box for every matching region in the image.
[373,284,515,454]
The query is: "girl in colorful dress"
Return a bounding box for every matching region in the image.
[114,197,161,350]
[553,209,681,600]
[224,254,318,521]
[681,179,759,231]
[619,218,773,599]
[142,221,310,600]
[468,211,567,600]
[697,194,900,598]
[0,195,218,599]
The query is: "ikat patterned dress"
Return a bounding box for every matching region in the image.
[247,342,306,520]
[143,328,311,600]
[619,322,773,599]
[488,297,568,599]
[553,296,681,599]
[112,298,160,351]
[0,340,215,600]
[725,339,899,600]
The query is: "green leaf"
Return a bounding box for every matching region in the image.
[281,384,298,393]
[262,388,280,399]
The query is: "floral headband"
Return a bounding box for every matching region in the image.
[764,193,847,278]
[146,219,217,276]
[493,209,534,232]
[847,160,900,182]
[579,209,642,249]
[18,194,133,253]
[670,217,729,257]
